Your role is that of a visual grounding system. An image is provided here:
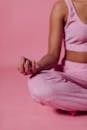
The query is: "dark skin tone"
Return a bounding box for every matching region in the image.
[18,0,87,76]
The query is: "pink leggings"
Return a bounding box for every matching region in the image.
[28,60,87,111]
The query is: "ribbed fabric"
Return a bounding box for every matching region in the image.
[64,0,87,52]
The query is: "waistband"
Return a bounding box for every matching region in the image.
[63,60,87,71]
[63,60,87,87]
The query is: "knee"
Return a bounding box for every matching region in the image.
[28,74,53,103]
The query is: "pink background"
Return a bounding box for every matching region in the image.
[0,0,64,68]
[0,0,87,130]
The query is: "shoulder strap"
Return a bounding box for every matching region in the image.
[65,0,76,13]
[64,0,76,28]
[65,0,76,15]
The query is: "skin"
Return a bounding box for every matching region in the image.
[18,0,87,76]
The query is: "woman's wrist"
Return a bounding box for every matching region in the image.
[29,61,42,78]
[31,61,42,75]
[35,62,42,73]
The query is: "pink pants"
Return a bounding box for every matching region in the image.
[28,60,87,111]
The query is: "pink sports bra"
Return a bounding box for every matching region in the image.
[64,0,87,52]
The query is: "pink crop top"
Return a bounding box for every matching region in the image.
[64,0,87,52]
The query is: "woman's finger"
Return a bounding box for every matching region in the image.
[24,60,30,74]
[32,60,37,73]
[24,60,29,73]
[18,56,25,73]
[24,59,32,75]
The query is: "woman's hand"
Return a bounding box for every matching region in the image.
[17,56,38,75]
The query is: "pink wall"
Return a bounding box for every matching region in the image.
[0,0,64,68]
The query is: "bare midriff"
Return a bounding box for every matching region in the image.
[65,50,87,63]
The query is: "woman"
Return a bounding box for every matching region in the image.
[18,0,87,115]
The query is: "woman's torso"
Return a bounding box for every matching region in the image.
[64,0,87,63]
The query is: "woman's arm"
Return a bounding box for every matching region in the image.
[36,1,66,72]
[18,1,67,75]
